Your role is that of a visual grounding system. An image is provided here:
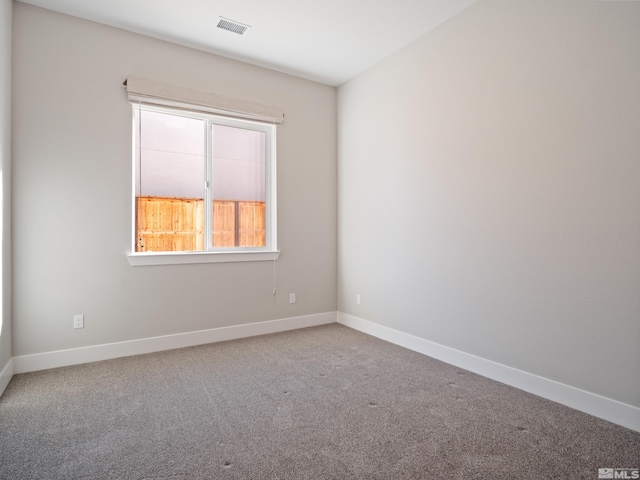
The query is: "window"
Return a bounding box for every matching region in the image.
[129,104,277,265]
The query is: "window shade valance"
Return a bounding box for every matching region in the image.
[124,76,284,124]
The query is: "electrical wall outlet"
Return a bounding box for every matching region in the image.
[289,292,296,304]
[73,314,84,329]
[356,294,361,305]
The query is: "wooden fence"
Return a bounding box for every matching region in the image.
[136,196,265,252]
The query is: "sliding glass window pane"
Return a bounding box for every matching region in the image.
[135,109,205,252]
[211,124,266,247]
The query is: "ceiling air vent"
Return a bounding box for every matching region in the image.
[217,17,250,35]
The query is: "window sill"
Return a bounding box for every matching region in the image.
[127,250,280,266]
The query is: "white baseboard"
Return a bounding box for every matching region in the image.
[13,312,336,374]
[0,357,13,396]
[338,312,640,433]
[9,310,639,433]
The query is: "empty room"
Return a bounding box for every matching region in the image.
[0,0,639,478]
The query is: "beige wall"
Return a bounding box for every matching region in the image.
[338,0,640,407]
[0,0,13,372]
[0,0,11,372]
[12,3,337,355]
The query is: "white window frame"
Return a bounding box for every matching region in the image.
[127,104,279,266]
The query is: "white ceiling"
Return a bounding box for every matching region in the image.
[17,0,479,86]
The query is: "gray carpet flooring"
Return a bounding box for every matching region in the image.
[0,324,638,479]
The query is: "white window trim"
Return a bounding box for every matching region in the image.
[127,250,280,267]
[129,104,278,266]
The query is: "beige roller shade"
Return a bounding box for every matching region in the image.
[124,76,284,124]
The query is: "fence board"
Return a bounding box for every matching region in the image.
[239,201,266,247]
[213,201,235,247]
